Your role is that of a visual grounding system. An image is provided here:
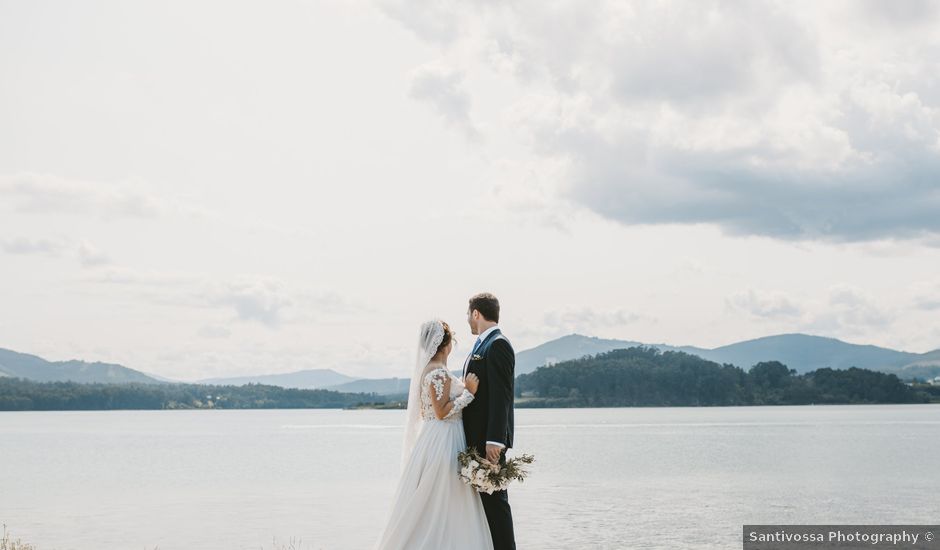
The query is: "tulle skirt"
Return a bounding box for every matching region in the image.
[375,418,494,550]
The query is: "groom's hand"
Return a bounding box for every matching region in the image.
[485,444,503,463]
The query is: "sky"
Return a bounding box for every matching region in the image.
[2,0,940,382]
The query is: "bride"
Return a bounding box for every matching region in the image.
[374,319,495,550]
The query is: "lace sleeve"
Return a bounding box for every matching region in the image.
[443,388,474,419]
[426,369,448,401]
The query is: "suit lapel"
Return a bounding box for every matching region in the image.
[463,328,501,377]
[462,353,472,378]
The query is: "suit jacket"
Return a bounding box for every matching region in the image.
[462,328,515,452]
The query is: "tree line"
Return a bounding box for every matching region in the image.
[0,377,383,411]
[515,346,933,407]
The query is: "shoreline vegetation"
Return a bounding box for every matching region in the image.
[1,347,938,412]
[1,524,315,550]
[2,525,36,550]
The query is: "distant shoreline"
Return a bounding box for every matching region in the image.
[3,346,939,412]
[2,400,939,412]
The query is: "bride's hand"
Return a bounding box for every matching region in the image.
[464,373,479,394]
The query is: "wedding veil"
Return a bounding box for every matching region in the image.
[400,318,446,470]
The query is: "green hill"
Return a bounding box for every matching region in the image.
[515,333,940,378]
[515,346,931,407]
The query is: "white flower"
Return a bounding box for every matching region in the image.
[458,446,534,494]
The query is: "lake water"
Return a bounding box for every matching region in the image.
[1,405,938,550]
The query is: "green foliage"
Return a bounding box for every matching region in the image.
[516,346,930,407]
[0,377,380,411]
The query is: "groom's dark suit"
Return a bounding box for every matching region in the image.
[462,327,515,550]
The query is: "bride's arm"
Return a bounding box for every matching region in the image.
[428,372,475,420]
[428,372,454,420]
[442,381,475,420]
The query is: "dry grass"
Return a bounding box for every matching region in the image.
[1,526,320,550]
[260,536,318,550]
[1,525,36,550]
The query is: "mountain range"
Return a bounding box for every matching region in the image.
[3,333,939,394]
[197,369,357,390]
[0,348,166,385]
[516,333,940,376]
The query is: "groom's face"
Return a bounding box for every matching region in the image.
[467,308,479,335]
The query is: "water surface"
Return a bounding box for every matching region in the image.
[1,405,938,549]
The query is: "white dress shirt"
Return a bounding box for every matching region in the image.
[467,325,507,450]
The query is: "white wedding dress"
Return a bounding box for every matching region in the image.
[374,366,494,550]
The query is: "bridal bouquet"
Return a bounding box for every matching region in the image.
[457,447,535,495]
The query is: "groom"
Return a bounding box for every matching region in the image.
[462,292,516,550]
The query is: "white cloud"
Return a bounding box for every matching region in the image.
[76,240,111,268]
[907,280,940,312]
[387,0,940,244]
[1,235,111,268]
[409,63,480,140]
[819,283,894,330]
[0,236,70,256]
[916,297,940,311]
[4,1,940,379]
[542,306,650,334]
[78,266,195,287]
[0,172,161,219]
[377,0,465,45]
[727,284,894,338]
[0,172,215,221]
[726,289,803,319]
[858,0,940,27]
[77,266,359,328]
[197,324,232,339]
[206,279,294,327]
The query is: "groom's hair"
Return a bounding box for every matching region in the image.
[468,293,499,323]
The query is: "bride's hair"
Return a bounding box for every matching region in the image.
[434,321,455,356]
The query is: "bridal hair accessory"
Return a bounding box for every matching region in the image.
[421,319,446,355]
[458,447,535,495]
